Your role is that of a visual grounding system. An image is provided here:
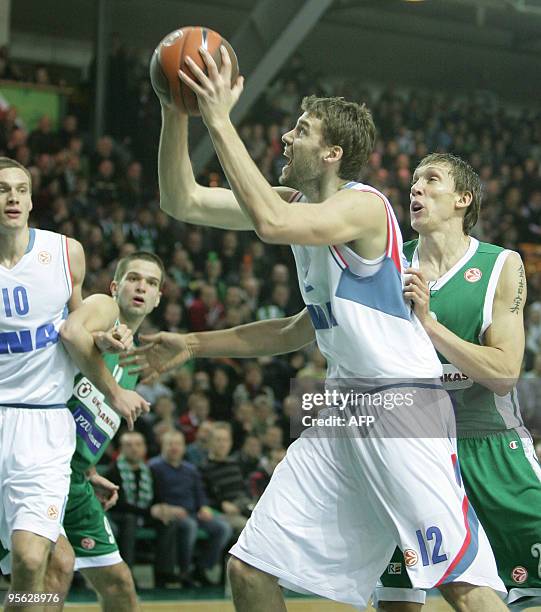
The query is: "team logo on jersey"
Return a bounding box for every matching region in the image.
[81,537,95,550]
[388,562,402,575]
[509,440,519,450]
[511,566,528,584]
[404,549,418,567]
[38,251,52,265]
[77,381,93,398]
[464,268,482,283]
[47,505,59,520]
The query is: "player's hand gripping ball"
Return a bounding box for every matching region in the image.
[150,26,239,115]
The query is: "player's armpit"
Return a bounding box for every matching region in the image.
[66,237,85,311]
[257,189,387,246]
[483,251,526,384]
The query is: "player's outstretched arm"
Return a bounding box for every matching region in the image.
[405,251,526,395]
[159,106,256,230]
[122,308,315,383]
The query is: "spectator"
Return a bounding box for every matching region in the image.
[232,435,263,481]
[149,431,232,587]
[179,392,211,444]
[233,362,275,406]
[188,284,224,331]
[209,366,234,421]
[201,423,254,536]
[249,448,287,499]
[106,432,155,568]
[231,400,256,450]
[185,420,214,468]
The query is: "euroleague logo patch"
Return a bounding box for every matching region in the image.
[38,251,52,265]
[404,549,418,567]
[464,267,482,283]
[511,566,528,584]
[47,505,59,520]
[81,537,96,550]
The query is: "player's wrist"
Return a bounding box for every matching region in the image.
[185,333,199,359]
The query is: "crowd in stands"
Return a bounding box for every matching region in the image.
[2,43,541,588]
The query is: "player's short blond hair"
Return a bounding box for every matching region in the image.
[301,95,376,181]
[0,157,32,191]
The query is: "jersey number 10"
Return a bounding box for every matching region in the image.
[2,286,30,317]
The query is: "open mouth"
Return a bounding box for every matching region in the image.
[132,296,145,306]
[411,201,423,213]
[283,150,292,168]
[5,209,21,218]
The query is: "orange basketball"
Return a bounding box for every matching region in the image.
[150,26,239,115]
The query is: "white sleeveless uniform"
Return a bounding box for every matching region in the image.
[0,228,76,559]
[230,184,505,608]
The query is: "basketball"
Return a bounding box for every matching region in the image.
[150,26,239,115]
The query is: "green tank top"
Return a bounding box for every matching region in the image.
[68,352,138,475]
[404,238,523,437]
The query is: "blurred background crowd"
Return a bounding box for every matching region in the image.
[1,38,541,588]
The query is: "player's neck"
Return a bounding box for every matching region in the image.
[417,230,471,277]
[119,312,145,333]
[301,173,345,202]
[0,226,30,269]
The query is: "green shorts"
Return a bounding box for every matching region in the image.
[377,429,541,608]
[64,475,121,570]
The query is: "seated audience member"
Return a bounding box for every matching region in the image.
[185,420,214,468]
[231,400,256,451]
[179,392,211,444]
[250,448,287,499]
[201,423,254,536]
[232,435,263,481]
[149,431,232,587]
[106,432,155,568]
[261,425,284,456]
[252,394,277,437]
[233,361,275,405]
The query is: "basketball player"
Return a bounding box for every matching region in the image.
[147,50,508,611]
[43,251,163,612]
[0,157,148,611]
[374,153,541,611]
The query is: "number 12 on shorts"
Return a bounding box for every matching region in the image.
[416,526,448,566]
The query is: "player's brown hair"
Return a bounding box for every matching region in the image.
[416,153,482,234]
[0,157,32,191]
[301,95,376,181]
[113,251,166,288]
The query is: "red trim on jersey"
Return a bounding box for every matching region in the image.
[435,495,471,586]
[64,235,73,289]
[352,188,402,272]
[332,246,349,268]
[384,205,402,272]
[288,190,302,203]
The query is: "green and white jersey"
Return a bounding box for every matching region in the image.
[68,352,138,475]
[404,238,523,437]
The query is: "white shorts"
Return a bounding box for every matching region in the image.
[0,406,75,564]
[230,389,506,608]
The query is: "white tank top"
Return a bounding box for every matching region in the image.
[290,182,442,381]
[0,228,77,406]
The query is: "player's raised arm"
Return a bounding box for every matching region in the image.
[178,48,383,246]
[405,251,525,395]
[158,106,250,229]
[122,308,315,383]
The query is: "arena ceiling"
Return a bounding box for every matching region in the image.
[10,0,541,55]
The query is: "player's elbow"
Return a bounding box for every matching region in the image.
[59,318,79,348]
[490,368,520,396]
[254,218,284,244]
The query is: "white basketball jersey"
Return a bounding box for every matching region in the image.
[0,228,77,406]
[290,182,442,380]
